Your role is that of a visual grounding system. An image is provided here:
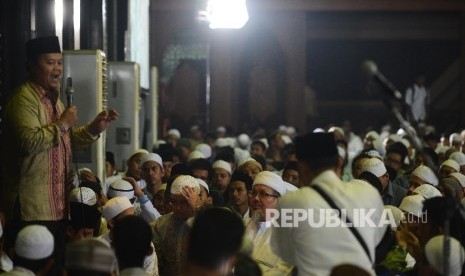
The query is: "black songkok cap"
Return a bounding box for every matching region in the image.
[295,132,338,162]
[25,36,61,61]
[230,171,253,191]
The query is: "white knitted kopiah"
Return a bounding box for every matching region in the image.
[450,151,465,166]
[102,197,133,220]
[440,159,460,172]
[450,172,465,188]
[171,175,201,195]
[412,165,439,186]
[425,235,465,276]
[413,184,442,199]
[70,187,97,205]
[212,160,232,175]
[195,143,212,158]
[108,179,134,199]
[399,194,425,217]
[360,158,387,178]
[15,225,54,260]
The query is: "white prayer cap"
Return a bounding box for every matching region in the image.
[195,143,212,158]
[413,184,442,199]
[15,225,54,260]
[396,128,407,137]
[412,165,439,186]
[153,140,166,150]
[328,126,345,137]
[435,146,450,155]
[372,139,386,156]
[450,172,465,188]
[167,128,181,139]
[384,205,404,231]
[281,135,292,145]
[234,147,250,163]
[78,167,92,174]
[388,134,401,143]
[141,153,163,170]
[361,158,387,177]
[65,238,116,273]
[278,125,287,131]
[450,152,465,166]
[440,159,460,172]
[450,133,463,144]
[70,187,97,206]
[399,194,425,217]
[171,175,200,195]
[102,197,133,220]
[213,160,232,175]
[238,157,263,171]
[130,149,149,157]
[259,138,269,149]
[425,235,465,276]
[216,126,226,133]
[253,171,287,196]
[215,138,229,148]
[313,128,325,133]
[107,179,134,199]
[365,131,380,140]
[237,134,250,147]
[283,181,299,193]
[400,138,411,149]
[337,146,346,158]
[197,178,209,193]
[365,150,383,160]
[226,137,237,148]
[188,151,206,161]
[286,126,296,136]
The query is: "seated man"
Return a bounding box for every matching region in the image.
[152,175,202,276]
[100,197,158,276]
[245,171,293,275]
[3,225,54,275]
[113,216,153,276]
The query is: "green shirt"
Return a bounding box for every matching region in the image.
[2,81,97,221]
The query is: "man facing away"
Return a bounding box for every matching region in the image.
[271,132,387,276]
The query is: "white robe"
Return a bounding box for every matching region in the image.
[271,170,386,276]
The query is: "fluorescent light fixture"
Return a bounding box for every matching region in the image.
[74,0,80,49]
[55,0,63,45]
[206,0,249,29]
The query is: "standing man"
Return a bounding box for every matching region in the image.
[1,36,118,264]
[271,133,386,275]
[405,75,429,124]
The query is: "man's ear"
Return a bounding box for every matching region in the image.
[207,196,213,205]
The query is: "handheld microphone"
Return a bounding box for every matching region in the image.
[362,60,403,102]
[65,77,74,108]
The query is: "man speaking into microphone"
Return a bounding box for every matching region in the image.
[1,36,118,268]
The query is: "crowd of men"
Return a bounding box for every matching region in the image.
[2,121,465,275]
[1,36,465,276]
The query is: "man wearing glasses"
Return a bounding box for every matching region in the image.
[245,171,294,275]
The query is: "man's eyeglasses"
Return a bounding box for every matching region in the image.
[251,190,279,199]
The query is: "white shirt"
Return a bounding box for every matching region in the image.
[120,267,150,276]
[271,170,386,276]
[246,220,293,276]
[0,266,35,276]
[405,84,428,121]
[0,251,13,272]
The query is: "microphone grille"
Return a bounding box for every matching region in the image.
[362,60,378,76]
